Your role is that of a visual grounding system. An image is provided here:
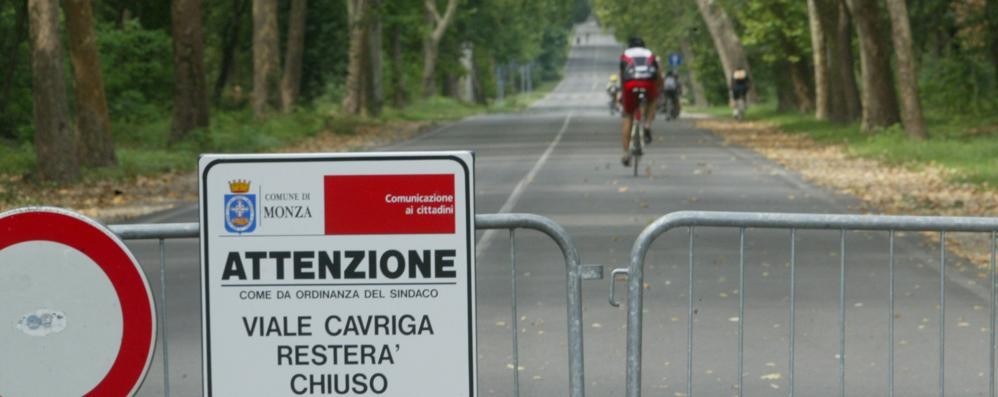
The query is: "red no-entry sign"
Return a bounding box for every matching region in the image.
[0,207,156,396]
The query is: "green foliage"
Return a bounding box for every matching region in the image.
[573,0,591,23]
[466,0,573,77]
[594,0,731,103]
[919,54,997,116]
[299,0,349,102]
[96,21,174,120]
[736,0,809,64]
[0,1,32,141]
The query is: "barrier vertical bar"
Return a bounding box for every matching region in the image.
[988,232,995,397]
[839,230,846,397]
[159,239,170,397]
[889,230,896,397]
[738,228,745,397]
[991,231,996,397]
[939,232,946,397]
[789,228,797,396]
[510,230,520,397]
[688,227,695,397]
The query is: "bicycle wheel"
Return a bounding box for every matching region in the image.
[630,122,642,177]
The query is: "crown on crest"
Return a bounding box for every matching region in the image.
[229,180,251,193]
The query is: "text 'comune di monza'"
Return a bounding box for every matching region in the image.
[222,249,458,281]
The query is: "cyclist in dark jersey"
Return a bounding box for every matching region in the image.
[619,37,663,166]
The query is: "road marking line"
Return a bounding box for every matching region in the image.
[476,113,573,258]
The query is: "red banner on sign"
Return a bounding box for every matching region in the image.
[324,174,456,235]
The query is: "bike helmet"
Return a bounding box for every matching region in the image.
[627,37,645,48]
[610,74,618,82]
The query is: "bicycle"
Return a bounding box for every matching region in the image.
[627,87,648,177]
[663,94,679,121]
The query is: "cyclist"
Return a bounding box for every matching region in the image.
[619,37,663,166]
[662,70,682,119]
[731,67,750,119]
[606,74,620,115]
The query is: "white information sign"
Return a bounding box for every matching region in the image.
[199,152,476,396]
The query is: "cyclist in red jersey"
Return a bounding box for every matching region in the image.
[619,37,663,166]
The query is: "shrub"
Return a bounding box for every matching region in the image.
[97,21,173,121]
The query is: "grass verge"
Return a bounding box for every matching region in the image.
[0,82,559,184]
[688,102,998,188]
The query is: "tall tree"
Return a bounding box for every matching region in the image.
[807,0,831,119]
[341,0,369,115]
[213,0,250,102]
[388,23,407,107]
[739,0,812,112]
[366,0,384,116]
[680,37,708,107]
[694,0,755,101]
[833,1,860,121]
[885,0,927,139]
[0,0,28,125]
[252,0,280,117]
[990,0,998,80]
[28,0,79,181]
[844,0,900,131]
[280,0,307,112]
[65,0,115,166]
[420,0,458,97]
[170,0,210,142]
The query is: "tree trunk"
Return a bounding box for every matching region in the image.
[694,0,756,102]
[420,0,458,97]
[421,24,438,97]
[680,37,708,107]
[844,0,900,131]
[252,0,279,117]
[457,43,474,102]
[788,59,814,112]
[28,0,79,181]
[213,0,249,103]
[807,0,830,119]
[885,0,927,139]
[835,0,861,121]
[280,0,307,112]
[366,0,383,116]
[990,0,998,81]
[0,0,28,128]
[775,61,798,112]
[65,0,115,166]
[389,24,406,108]
[170,0,210,142]
[341,0,368,115]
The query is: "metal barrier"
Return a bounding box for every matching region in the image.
[612,211,998,397]
[109,213,586,397]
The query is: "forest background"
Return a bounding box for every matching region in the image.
[1,0,996,195]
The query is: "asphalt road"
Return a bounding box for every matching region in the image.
[128,20,996,396]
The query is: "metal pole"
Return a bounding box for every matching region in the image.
[889,231,896,397]
[991,231,996,397]
[939,232,946,397]
[687,227,695,397]
[789,228,797,396]
[738,228,745,397]
[510,229,520,397]
[839,230,846,397]
[496,65,504,103]
[159,239,171,397]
